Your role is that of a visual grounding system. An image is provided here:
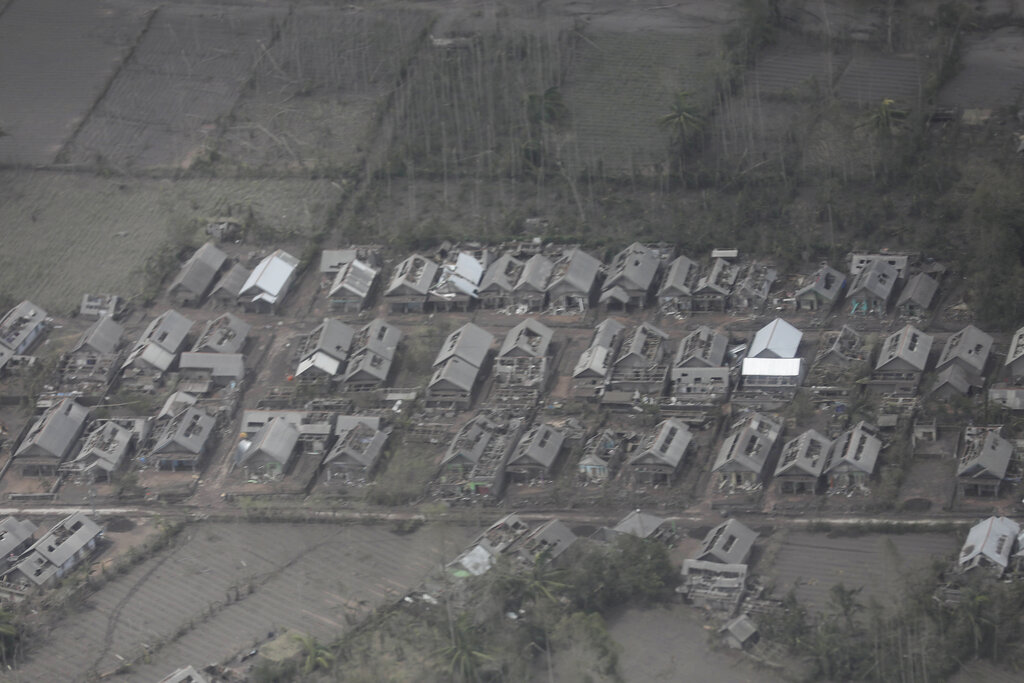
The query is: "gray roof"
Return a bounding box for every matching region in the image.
[547,248,601,295]
[211,262,251,298]
[13,512,103,586]
[152,407,215,455]
[442,414,500,466]
[74,315,124,355]
[876,325,932,372]
[611,510,667,539]
[695,258,738,296]
[697,518,758,564]
[345,319,402,384]
[323,422,388,469]
[0,517,37,559]
[616,322,669,366]
[958,428,1012,480]
[434,322,493,368]
[386,254,439,297]
[674,326,727,368]
[320,248,359,273]
[932,364,973,396]
[937,324,992,376]
[72,420,133,472]
[306,318,356,361]
[429,356,481,393]
[329,259,379,300]
[138,309,193,355]
[826,421,881,476]
[192,313,250,354]
[896,272,938,310]
[518,518,577,561]
[498,318,553,358]
[0,300,47,353]
[572,345,613,378]
[628,418,692,469]
[479,253,524,294]
[713,412,782,475]
[592,318,627,350]
[604,242,660,293]
[508,423,565,470]
[775,429,832,478]
[960,516,1019,571]
[1006,326,1024,368]
[849,259,898,301]
[515,254,555,292]
[658,254,699,297]
[749,318,801,359]
[15,398,90,462]
[168,241,227,297]
[795,265,845,302]
[239,416,299,467]
[179,352,245,380]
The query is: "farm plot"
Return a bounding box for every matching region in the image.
[0,0,149,165]
[62,4,286,170]
[746,47,849,97]
[761,530,958,614]
[0,171,343,312]
[8,521,477,683]
[938,27,1024,109]
[835,54,925,108]
[561,31,720,177]
[215,6,433,174]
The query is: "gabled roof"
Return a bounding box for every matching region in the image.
[658,254,699,297]
[932,364,973,396]
[192,313,250,354]
[591,318,626,349]
[775,429,831,478]
[434,322,493,368]
[615,323,668,366]
[697,518,758,564]
[431,252,485,300]
[323,422,388,469]
[442,414,500,466]
[713,412,782,475]
[13,512,102,586]
[479,253,524,294]
[329,259,379,300]
[749,318,801,359]
[958,428,1012,480]
[547,248,601,294]
[519,518,577,561]
[628,418,692,469]
[179,352,245,379]
[168,241,227,297]
[303,319,356,363]
[515,254,555,292]
[674,326,727,368]
[611,510,667,539]
[849,259,898,301]
[211,262,251,299]
[14,398,90,461]
[238,416,299,467]
[937,324,992,376]
[572,345,613,378]
[386,254,439,296]
[345,319,402,384]
[1006,326,1024,368]
[875,324,932,371]
[239,249,300,303]
[896,272,938,310]
[960,516,1019,571]
[795,265,845,302]
[137,309,193,355]
[74,315,124,355]
[151,407,214,455]
[508,423,565,470]
[603,242,660,293]
[0,517,37,559]
[429,356,481,393]
[695,258,738,296]
[0,300,47,353]
[826,421,881,475]
[72,420,133,472]
[498,318,553,358]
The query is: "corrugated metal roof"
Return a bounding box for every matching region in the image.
[741,357,802,377]
[240,249,299,302]
[749,318,802,359]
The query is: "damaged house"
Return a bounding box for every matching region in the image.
[61,419,139,482]
[712,412,782,489]
[493,318,554,400]
[774,429,832,494]
[426,323,494,410]
[13,398,90,477]
[657,253,700,314]
[669,325,729,402]
[512,253,555,312]
[825,421,882,490]
[571,318,626,401]
[870,325,932,396]
[957,426,1012,498]
[896,272,938,318]
[149,406,216,471]
[58,315,125,398]
[322,417,388,483]
[167,241,228,307]
[0,300,48,373]
[599,242,661,311]
[478,253,524,309]
[606,322,670,397]
[794,265,845,312]
[385,254,439,313]
[6,512,103,589]
[546,248,601,313]
[121,309,193,390]
[847,259,898,315]
[436,412,522,497]
[328,258,379,313]
[691,258,739,312]
[191,313,250,355]
[235,416,300,477]
[428,251,486,312]
[504,423,566,483]
[295,318,356,384]
[625,418,693,486]
[959,516,1019,576]
[932,325,993,398]
[344,319,402,391]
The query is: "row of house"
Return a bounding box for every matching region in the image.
[1,512,104,590]
[168,242,301,314]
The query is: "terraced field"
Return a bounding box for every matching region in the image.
[8,521,476,682]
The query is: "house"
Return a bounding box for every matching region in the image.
[870,325,932,396]
[79,294,124,320]
[670,326,729,399]
[692,258,739,312]
[1005,326,1024,380]
[930,364,974,400]
[959,516,1020,575]
[957,427,1012,497]
[825,421,882,489]
[6,512,103,589]
[428,252,485,311]
[571,318,626,400]
[191,313,250,355]
[547,248,601,313]
[626,418,693,486]
[607,322,670,395]
[738,357,803,406]
[712,412,782,488]
[236,416,300,476]
[578,429,629,482]
[813,325,865,369]
[0,517,37,573]
[385,254,439,313]
[936,325,992,386]
[504,423,565,483]
[328,259,379,313]
[167,242,228,306]
[239,410,336,456]
[657,254,699,313]
[794,265,845,311]
[847,259,898,315]
[436,413,521,497]
[513,253,555,311]
[14,398,90,476]
[121,309,193,387]
[178,352,245,393]
[238,249,300,313]
[73,315,124,357]
[896,272,938,318]
[599,242,660,310]
[850,252,912,278]
[749,318,801,359]
[478,253,525,309]
[494,318,553,388]
[679,560,748,611]
[0,300,47,372]
[319,247,379,276]
[62,419,136,481]
[515,519,578,563]
[344,319,402,390]
[774,429,831,494]
[149,406,216,471]
[209,262,251,308]
[322,420,388,483]
[426,323,494,410]
[296,318,356,382]
[732,262,777,311]
[607,510,675,543]
[696,518,758,565]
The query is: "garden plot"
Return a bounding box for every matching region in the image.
[62,4,285,170]
[747,48,849,97]
[215,6,433,173]
[835,54,925,108]
[0,171,343,312]
[561,31,719,176]
[0,0,149,165]
[761,530,958,614]
[8,522,476,683]
[938,27,1024,109]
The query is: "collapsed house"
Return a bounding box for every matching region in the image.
[577,429,631,483]
[436,412,522,497]
[295,318,356,383]
[428,251,486,311]
[192,313,250,355]
[679,518,758,611]
[58,315,125,398]
[0,300,48,374]
[492,318,553,405]
[61,419,140,482]
[322,417,388,484]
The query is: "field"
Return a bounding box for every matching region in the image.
[7,521,477,682]
[0,171,343,312]
[938,27,1024,109]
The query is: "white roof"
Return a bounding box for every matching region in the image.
[741,357,802,377]
[296,351,341,377]
[749,318,802,358]
[240,250,299,302]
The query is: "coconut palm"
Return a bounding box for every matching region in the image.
[437,613,493,683]
[290,632,335,675]
[658,91,705,147]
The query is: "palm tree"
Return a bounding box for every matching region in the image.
[437,613,493,683]
[658,91,705,147]
[290,632,335,675]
